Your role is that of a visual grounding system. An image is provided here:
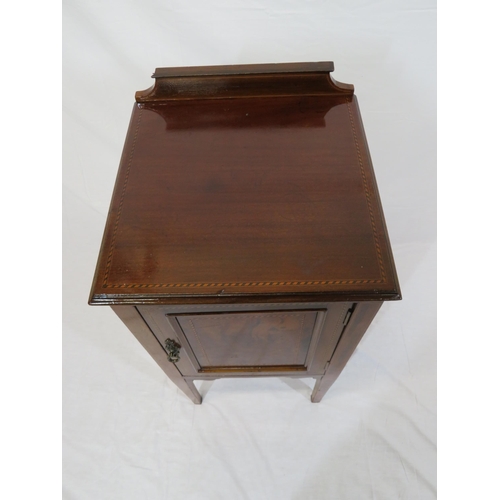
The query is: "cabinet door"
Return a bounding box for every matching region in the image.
[138,304,351,378]
[171,310,321,373]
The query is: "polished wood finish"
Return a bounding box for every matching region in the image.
[136,61,353,102]
[89,62,401,403]
[151,61,336,77]
[174,310,318,369]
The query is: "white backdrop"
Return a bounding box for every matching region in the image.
[63,1,436,498]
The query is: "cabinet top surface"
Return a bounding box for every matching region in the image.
[90,63,400,305]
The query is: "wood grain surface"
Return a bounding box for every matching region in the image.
[90,69,400,305]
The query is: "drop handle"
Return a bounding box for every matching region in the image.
[165,338,181,363]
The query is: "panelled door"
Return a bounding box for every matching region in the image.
[138,304,352,378]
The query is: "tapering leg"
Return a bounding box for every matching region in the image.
[311,302,383,403]
[311,376,335,403]
[182,379,202,404]
[111,306,202,404]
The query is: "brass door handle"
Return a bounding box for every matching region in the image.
[165,338,181,363]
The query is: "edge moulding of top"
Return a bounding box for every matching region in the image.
[135,61,354,102]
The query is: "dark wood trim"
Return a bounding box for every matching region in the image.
[90,290,401,306]
[169,308,324,318]
[199,365,308,374]
[136,61,353,102]
[182,372,325,380]
[151,62,335,78]
[351,96,402,299]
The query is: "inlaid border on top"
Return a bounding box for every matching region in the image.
[101,99,387,291]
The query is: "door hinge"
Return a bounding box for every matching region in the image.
[342,306,355,327]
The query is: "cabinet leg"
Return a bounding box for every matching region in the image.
[110,306,203,404]
[311,302,383,403]
[181,379,202,405]
[311,376,334,403]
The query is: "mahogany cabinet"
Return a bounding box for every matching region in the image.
[89,62,401,404]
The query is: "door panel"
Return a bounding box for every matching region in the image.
[172,310,318,369]
[137,303,350,378]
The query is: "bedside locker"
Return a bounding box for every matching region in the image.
[89,62,401,404]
